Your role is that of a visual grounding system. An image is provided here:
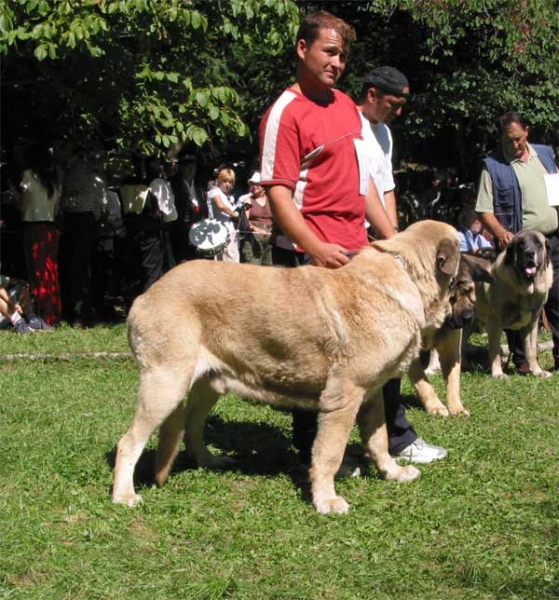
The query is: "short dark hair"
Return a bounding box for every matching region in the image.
[296,10,356,48]
[498,111,529,132]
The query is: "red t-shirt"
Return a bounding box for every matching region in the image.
[259,88,367,252]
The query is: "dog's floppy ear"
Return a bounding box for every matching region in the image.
[545,237,551,267]
[437,238,460,276]
[461,254,495,284]
[504,237,518,266]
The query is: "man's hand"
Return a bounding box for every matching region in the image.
[497,230,514,250]
[308,242,350,268]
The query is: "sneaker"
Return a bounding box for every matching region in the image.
[392,438,447,464]
[28,316,55,332]
[13,319,34,335]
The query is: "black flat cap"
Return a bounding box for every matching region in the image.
[357,66,410,97]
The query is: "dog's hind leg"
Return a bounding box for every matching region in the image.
[487,320,507,378]
[524,320,551,378]
[113,366,191,507]
[183,379,236,470]
[357,390,420,483]
[155,401,186,487]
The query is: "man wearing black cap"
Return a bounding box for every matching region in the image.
[357,66,447,463]
[357,66,409,232]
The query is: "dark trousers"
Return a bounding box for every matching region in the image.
[170,220,198,263]
[60,212,97,322]
[545,232,559,366]
[292,379,417,463]
[137,229,164,292]
[506,231,559,368]
[122,221,165,309]
[272,245,417,462]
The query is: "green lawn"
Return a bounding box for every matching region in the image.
[1,324,558,599]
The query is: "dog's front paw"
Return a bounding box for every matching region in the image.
[449,406,470,417]
[535,369,552,379]
[396,465,421,482]
[426,404,450,417]
[113,492,143,507]
[314,495,350,515]
[492,372,508,380]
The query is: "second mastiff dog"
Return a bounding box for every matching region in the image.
[408,253,494,416]
[113,220,460,514]
[475,229,553,379]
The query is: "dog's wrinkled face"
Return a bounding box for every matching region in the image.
[445,254,494,329]
[505,230,550,282]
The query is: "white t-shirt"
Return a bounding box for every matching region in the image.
[207,186,236,226]
[359,113,395,208]
[148,178,177,223]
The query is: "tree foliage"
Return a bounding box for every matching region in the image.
[1,0,300,169]
[2,0,558,179]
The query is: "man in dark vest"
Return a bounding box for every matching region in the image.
[476,111,559,372]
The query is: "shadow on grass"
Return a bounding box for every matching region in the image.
[106,413,327,505]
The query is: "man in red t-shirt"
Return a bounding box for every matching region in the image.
[259,11,446,467]
[259,11,394,268]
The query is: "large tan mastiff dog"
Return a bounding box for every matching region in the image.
[113,220,460,514]
[475,229,553,379]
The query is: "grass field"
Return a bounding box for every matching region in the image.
[1,324,558,599]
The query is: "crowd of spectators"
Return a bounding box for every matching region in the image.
[1,136,492,335]
[0,139,277,332]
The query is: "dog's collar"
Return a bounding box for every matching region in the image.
[381,251,409,272]
[346,249,408,271]
[392,254,407,269]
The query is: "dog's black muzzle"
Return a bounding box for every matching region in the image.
[444,308,475,330]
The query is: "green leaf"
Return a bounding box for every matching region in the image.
[191,10,201,29]
[195,90,209,108]
[0,14,11,36]
[34,43,48,60]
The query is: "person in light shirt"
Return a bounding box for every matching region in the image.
[356,65,447,464]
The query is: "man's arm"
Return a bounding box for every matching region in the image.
[383,189,399,230]
[475,167,513,249]
[365,177,397,239]
[267,185,351,268]
[478,212,514,249]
